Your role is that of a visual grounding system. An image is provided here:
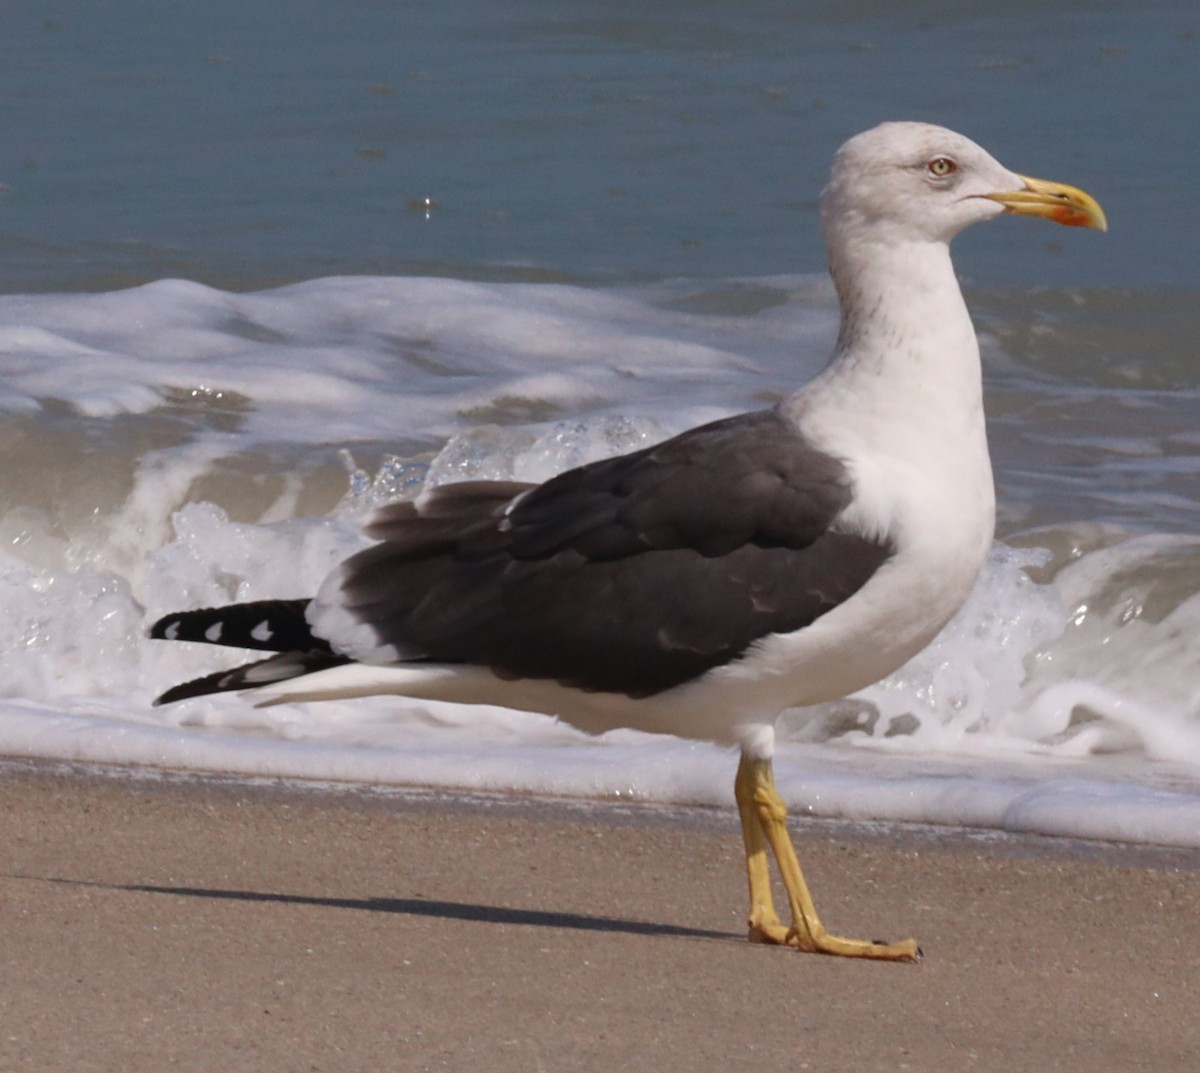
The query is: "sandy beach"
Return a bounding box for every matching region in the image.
[2,760,1197,1073]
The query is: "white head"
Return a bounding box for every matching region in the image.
[821,121,1106,250]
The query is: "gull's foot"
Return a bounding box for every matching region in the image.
[747,907,789,945]
[747,913,919,960]
[785,928,921,961]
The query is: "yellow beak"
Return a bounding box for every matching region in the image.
[985,175,1108,231]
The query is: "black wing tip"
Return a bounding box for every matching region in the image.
[147,607,221,643]
[152,651,351,706]
[146,599,326,653]
[152,671,230,706]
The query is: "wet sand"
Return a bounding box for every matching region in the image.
[2,761,1198,1072]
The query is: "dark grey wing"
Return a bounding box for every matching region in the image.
[328,410,893,697]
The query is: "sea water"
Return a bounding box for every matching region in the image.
[1,1,1199,848]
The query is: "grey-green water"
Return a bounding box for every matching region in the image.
[2,0,1197,291]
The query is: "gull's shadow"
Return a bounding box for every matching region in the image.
[124,882,738,942]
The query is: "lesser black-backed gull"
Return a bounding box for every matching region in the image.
[151,122,1106,960]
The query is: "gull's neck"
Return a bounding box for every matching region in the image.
[784,233,988,461]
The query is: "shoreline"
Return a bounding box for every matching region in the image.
[5,753,1199,873]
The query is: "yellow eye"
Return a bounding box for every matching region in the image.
[928,157,957,178]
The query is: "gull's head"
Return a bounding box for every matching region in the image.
[821,121,1106,249]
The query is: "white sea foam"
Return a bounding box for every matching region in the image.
[0,277,834,444]
[1,276,1199,848]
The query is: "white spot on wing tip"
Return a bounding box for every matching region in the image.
[164,621,180,641]
[251,620,274,643]
[204,622,224,643]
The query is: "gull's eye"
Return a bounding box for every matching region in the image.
[927,156,957,178]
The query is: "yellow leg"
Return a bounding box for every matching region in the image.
[734,753,788,943]
[735,753,920,961]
